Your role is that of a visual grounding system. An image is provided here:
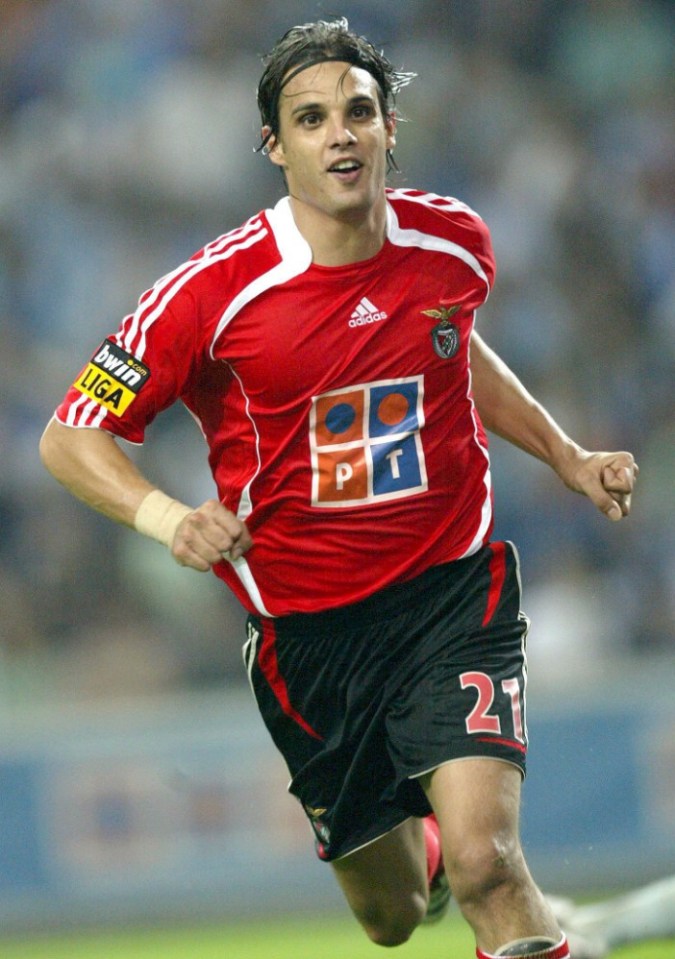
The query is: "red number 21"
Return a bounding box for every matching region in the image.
[459,671,525,743]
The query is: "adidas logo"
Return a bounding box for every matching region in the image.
[349,296,388,328]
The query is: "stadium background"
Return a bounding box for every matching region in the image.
[0,0,674,937]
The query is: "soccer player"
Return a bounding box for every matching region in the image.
[39,19,638,959]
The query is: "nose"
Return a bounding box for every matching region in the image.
[327,115,357,148]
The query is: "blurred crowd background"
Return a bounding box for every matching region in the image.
[1,0,673,705]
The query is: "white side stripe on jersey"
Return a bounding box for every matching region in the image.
[205,197,315,617]
[460,315,493,557]
[232,555,274,618]
[226,362,260,523]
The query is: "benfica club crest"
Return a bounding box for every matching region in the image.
[422,304,461,359]
[304,803,331,847]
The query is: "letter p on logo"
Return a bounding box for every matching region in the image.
[335,462,354,490]
[315,447,367,503]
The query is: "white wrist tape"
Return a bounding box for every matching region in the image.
[134,490,193,548]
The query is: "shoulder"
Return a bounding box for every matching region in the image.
[112,209,282,361]
[386,187,489,241]
[181,210,280,287]
[132,209,286,333]
[386,187,495,286]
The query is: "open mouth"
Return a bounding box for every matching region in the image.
[328,159,363,176]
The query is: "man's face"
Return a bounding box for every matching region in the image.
[265,60,396,223]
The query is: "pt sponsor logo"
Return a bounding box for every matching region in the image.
[309,376,428,507]
[74,339,150,416]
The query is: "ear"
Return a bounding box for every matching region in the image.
[385,112,397,151]
[261,126,285,167]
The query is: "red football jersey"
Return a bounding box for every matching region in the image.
[56,188,496,616]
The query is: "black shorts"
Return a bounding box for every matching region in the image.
[243,541,529,861]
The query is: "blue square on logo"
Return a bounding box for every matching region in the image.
[371,435,422,496]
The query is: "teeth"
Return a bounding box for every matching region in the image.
[332,160,359,171]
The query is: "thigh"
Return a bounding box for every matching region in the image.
[331,817,427,922]
[420,757,524,867]
[421,758,561,948]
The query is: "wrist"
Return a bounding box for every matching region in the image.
[134,489,193,548]
[552,439,587,487]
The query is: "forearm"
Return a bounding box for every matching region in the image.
[39,417,160,527]
[39,417,252,564]
[469,331,638,519]
[469,331,580,477]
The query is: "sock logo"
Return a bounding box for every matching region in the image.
[309,376,428,507]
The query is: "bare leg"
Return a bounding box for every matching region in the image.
[330,818,428,947]
[421,758,562,954]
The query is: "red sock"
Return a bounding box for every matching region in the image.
[422,814,442,884]
[476,935,570,959]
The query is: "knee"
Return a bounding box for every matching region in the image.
[447,833,526,907]
[357,890,428,947]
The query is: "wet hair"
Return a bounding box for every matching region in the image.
[256,17,416,169]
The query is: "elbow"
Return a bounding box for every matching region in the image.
[39,417,68,480]
[39,419,56,473]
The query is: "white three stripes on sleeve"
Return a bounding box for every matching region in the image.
[65,217,269,429]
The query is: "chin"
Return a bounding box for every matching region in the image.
[332,189,379,217]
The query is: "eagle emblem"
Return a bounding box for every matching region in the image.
[422,304,461,359]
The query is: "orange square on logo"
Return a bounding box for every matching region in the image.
[314,390,365,448]
[316,448,368,503]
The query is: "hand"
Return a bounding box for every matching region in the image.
[171,499,253,571]
[558,448,639,521]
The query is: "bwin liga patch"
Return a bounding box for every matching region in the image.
[73,339,150,416]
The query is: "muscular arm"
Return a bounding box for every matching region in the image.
[469,331,638,520]
[39,418,252,569]
[39,418,157,526]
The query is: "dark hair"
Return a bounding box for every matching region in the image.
[256,17,415,167]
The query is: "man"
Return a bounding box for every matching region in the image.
[40,18,637,959]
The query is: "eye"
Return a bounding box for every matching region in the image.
[352,103,375,120]
[299,112,322,127]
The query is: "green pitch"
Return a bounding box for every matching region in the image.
[0,913,673,959]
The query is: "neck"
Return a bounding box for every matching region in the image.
[288,195,388,267]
